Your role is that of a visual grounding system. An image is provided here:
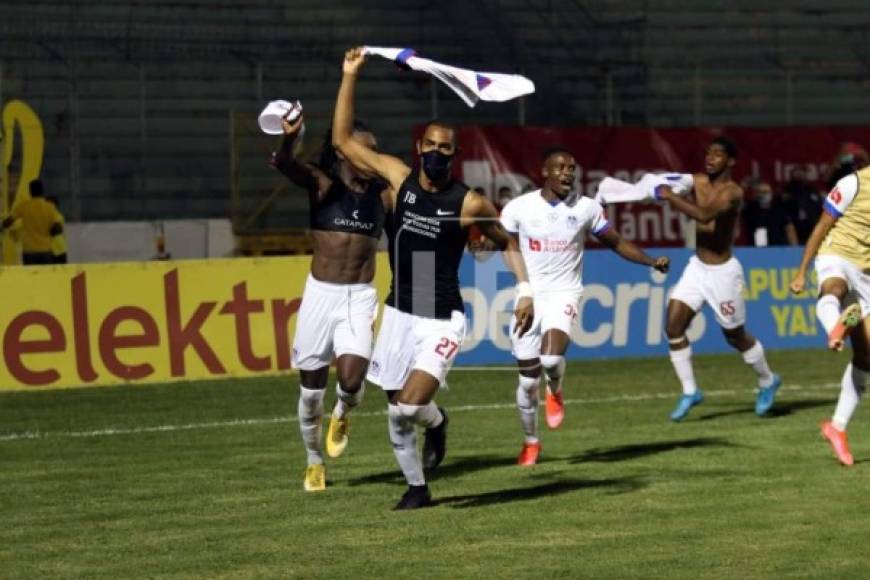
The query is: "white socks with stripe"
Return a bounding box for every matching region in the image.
[333,383,364,420]
[516,374,540,443]
[540,355,565,394]
[833,364,867,431]
[741,341,774,387]
[298,386,325,465]
[668,345,698,396]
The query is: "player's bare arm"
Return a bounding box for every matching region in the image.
[789,211,838,294]
[463,191,534,335]
[271,114,332,198]
[659,182,740,224]
[597,229,670,273]
[332,46,410,195]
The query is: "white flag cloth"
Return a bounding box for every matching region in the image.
[595,173,694,204]
[363,46,534,107]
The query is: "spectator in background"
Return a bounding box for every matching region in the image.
[825,142,869,190]
[742,182,797,247]
[496,185,515,210]
[782,167,822,245]
[0,179,65,265]
[45,195,68,263]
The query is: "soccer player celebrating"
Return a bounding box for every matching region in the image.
[502,149,670,465]
[332,47,534,509]
[271,109,386,492]
[789,161,870,466]
[655,137,781,421]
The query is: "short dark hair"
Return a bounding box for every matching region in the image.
[29,179,44,197]
[421,119,457,136]
[711,136,738,159]
[541,146,574,163]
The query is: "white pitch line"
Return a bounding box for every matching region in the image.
[0,382,840,443]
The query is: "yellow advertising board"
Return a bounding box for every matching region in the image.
[0,255,391,390]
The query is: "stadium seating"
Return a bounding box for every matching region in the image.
[2,0,870,221]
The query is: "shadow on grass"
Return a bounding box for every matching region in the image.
[435,477,645,509]
[764,398,833,418]
[696,398,832,421]
[346,455,516,487]
[569,437,733,464]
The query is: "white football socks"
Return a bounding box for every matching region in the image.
[741,341,775,387]
[298,386,325,465]
[816,294,842,336]
[388,404,425,486]
[403,402,443,429]
[668,345,698,396]
[540,355,565,394]
[833,364,868,431]
[333,382,364,420]
[516,374,540,444]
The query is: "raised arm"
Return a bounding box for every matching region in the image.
[333,47,410,191]
[463,192,534,336]
[270,114,331,198]
[597,229,670,272]
[658,183,740,224]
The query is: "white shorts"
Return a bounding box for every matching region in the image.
[670,256,746,329]
[815,254,870,318]
[291,275,379,371]
[366,305,467,391]
[511,291,582,360]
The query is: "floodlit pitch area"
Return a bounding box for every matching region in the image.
[2,349,867,579]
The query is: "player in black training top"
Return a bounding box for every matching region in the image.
[333,46,535,510]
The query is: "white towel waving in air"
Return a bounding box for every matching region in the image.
[595,173,694,204]
[363,46,535,107]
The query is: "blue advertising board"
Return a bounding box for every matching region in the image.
[456,246,820,364]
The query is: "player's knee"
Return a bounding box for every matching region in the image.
[539,354,564,374]
[820,278,849,300]
[395,402,420,421]
[518,373,539,392]
[337,376,364,394]
[665,322,685,340]
[722,327,748,349]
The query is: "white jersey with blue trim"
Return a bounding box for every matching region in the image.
[500,189,611,294]
[819,170,870,271]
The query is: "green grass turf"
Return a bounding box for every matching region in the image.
[1,348,867,579]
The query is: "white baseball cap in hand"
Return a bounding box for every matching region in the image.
[258,100,303,135]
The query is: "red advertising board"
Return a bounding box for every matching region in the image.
[424,125,870,246]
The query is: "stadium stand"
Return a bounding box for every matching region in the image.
[2,0,870,222]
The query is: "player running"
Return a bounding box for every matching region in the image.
[271,108,387,492]
[655,137,781,421]
[502,148,670,465]
[333,46,534,509]
[790,161,870,466]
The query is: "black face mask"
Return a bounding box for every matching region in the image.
[420,149,453,182]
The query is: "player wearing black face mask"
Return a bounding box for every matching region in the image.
[419,149,454,182]
[332,46,535,510]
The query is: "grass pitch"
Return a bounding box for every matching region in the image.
[1,349,868,579]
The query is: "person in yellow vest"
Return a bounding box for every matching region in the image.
[790,161,870,467]
[45,196,68,263]
[0,180,65,265]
